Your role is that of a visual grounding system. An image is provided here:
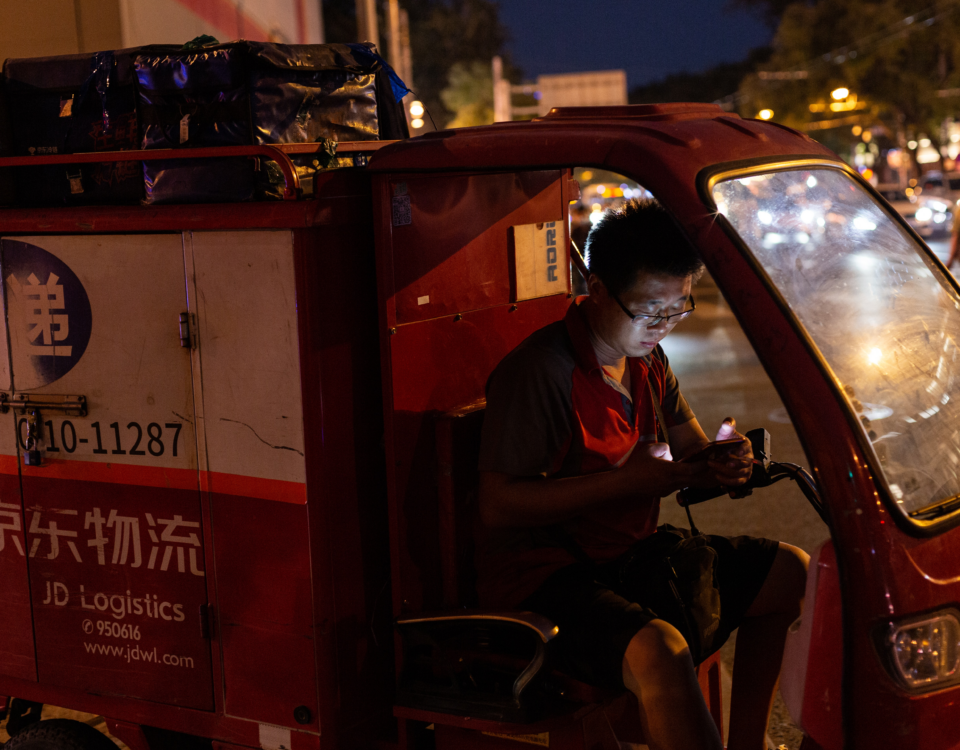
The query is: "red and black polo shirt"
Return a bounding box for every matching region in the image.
[477,298,695,607]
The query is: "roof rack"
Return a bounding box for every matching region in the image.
[0,140,396,201]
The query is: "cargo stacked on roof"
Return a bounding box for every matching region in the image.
[137,43,254,204]
[2,47,169,205]
[246,41,408,199]
[0,40,408,206]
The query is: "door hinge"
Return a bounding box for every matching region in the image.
[179,312,197,349]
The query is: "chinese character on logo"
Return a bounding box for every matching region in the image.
[84,507,143,567]
[0,500,24,556]
[7,272,72,357]
[145,514,204,576]
[28,508,82,561]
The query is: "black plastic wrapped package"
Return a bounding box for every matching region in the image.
[247,41,381,144]
[137,44,254,204]
[246,41,409,198]
[3,49,151,205]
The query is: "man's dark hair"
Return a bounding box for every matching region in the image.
[584,198,705,296]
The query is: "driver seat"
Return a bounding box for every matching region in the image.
[392,403,724,749]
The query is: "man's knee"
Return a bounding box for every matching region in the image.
[622,619,695,690]
[749,542,809,619]
[779,543,810,610]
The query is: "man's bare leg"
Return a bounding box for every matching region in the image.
[622,619,723,750]
[727,543,809,750]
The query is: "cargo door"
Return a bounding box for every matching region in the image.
[0,278,34,682]
[2,235,213,710]
[185,230,315,729]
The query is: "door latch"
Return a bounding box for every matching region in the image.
[1,393,87,466]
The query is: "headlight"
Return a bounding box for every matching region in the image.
[935,212,947,223]
[915,207,933,222]
[885,611,960,690]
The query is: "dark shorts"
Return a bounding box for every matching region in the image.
[519,527,780,690]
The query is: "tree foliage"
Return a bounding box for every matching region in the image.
[727,0,807,28]
[739,0,960,162]
[406,0,514,128]
[322,0,513,129]
[440,61,494,127]
[629,47,771,106]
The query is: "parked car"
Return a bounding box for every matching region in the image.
[903,194,955,238]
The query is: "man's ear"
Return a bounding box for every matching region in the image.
[587,273,607,299]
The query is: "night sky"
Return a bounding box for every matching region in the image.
[499,1,772,89]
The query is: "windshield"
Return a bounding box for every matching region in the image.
[712,167,960,523]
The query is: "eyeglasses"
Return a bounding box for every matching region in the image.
[612,292,696,327]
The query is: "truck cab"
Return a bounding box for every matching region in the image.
[0,102,959,750]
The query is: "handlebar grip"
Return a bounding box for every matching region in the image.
[676,485,728,507]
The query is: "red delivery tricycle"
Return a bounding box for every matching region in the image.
[0,101,958,750]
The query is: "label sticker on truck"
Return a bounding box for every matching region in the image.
[4,240,92,389]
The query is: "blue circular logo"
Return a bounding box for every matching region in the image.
[4,241,92,389]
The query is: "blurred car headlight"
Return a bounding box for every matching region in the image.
[927,200,950,212]
[915,207,933,222]
[884,611,960,691]
[935,212,948,223]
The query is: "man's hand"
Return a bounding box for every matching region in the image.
[618,440,709,498]
[480,420,756,529]
[481,439,688,528]
[707,417,753,487]
[647,441,673,462]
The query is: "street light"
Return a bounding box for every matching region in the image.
[409,100,425,130]
[831,87,849,100]
[758,109,774,120]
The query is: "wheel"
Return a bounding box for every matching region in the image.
[4,720,118,750]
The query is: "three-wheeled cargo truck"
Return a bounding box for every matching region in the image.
[1,100,960,750]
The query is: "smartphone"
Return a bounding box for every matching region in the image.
[679,438,747,463]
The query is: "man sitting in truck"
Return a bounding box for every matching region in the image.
[477,198,809,750]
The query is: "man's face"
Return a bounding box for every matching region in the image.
[589,271,694,360]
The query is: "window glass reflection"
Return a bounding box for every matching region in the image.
[714,168,960,520]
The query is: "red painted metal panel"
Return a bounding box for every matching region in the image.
[25,476,213,708]
[388,300,570,614]
[188,228,315,728]
[294,219,396,747]
[212,493,317,730]
[390,171,563,323]
[0,467,35,681]
[375,169,572,695]
[800,543,843,750]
